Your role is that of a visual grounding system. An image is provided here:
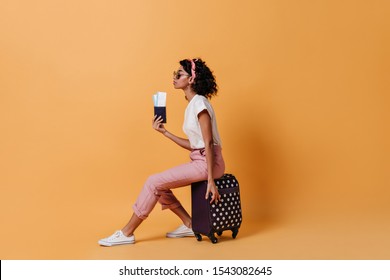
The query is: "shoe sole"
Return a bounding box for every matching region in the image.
[98,240,135,246]
[166,233,195,238]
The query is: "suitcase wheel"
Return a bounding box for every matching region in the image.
[208,233,218,244]
[195,233,202,241]
[232,228,239,239]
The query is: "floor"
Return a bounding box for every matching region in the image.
[2,207,390,260]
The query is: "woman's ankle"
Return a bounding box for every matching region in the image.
[184,221,192,229]
[121,229,134,237]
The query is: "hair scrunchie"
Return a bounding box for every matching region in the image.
[190,59,197,79]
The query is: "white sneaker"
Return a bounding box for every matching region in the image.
[166,224,194,238]
[98,230,135,246]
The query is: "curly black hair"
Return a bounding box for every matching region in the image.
[179,58,218,99]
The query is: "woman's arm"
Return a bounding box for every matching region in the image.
[152,115,192,151]
[198,110,220,204]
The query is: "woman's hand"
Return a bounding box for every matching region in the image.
[153,116,192,150]
[205,180,220,204]
[152,115,167,134]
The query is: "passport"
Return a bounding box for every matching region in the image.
[153,92,167,123]
[154,106,167,123]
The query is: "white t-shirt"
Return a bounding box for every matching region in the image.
[183,94,222,149]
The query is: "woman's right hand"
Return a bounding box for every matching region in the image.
[152,115,167,134]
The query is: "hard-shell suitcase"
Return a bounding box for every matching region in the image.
[191,174,242,243]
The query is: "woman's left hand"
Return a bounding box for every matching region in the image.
[205,180,220,204]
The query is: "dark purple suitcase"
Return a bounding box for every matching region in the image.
[191,174,242,243]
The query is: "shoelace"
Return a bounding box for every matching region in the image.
[108,231,122,241]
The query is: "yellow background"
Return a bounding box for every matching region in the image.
[1,0,389,259]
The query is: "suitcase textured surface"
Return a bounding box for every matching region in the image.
[191,174,242,243]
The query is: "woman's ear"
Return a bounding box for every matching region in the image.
[188,76,195,84]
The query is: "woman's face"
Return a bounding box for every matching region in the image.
[173,66,191,89]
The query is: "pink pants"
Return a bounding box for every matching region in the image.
[133,146,225,220]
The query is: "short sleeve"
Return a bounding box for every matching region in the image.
[193,97,210,118]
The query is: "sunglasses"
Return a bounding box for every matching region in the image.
[173,71,190,80]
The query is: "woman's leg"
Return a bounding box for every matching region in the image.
[98,148,225,245]
[170,205,192,228]
[124,147,225,235]
[133,147,225,226]
[132,151,209,221]
[119,202,191,238]
[117,166,200,238]
[121,213,143,237]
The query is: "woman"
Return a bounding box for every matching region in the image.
[98,58,225,246]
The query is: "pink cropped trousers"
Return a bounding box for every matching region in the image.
[133,146,225,220]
